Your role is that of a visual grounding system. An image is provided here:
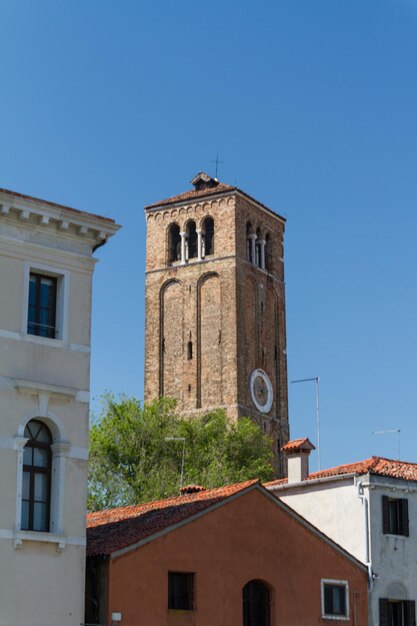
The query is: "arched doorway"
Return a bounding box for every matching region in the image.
[243,580,270,626]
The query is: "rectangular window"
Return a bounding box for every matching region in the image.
[28,273,57,338]
[321,580,349,620]
[382,496,409,536]
[168,572,194,611]
[380,599,416,626]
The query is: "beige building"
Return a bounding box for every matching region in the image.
[144,173,289,473]
[0,187,119,626]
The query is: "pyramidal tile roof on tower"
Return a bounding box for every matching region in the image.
[145,182,236,209]
[266,456,417,488]
[144,172,286,221]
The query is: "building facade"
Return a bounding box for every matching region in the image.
[0,188,119,626]
[268,442,417,626]
[86,481,368,626]
[144,173,289,472]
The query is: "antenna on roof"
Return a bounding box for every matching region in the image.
[372,429,401,460]
[211,152,223,179]
[290,377,321,470]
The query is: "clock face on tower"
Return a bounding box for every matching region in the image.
[249,369,273,413]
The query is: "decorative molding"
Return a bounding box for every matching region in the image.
[0,328,91,352]
[13,378,79,400]
[0,191,119,243]
[0,528,86,549]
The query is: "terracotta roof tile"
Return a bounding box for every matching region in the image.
[87,480,258,556]
[266,456,417,488]
[144,180,286,222]
[282,438,315,453]
[145,182,236,209]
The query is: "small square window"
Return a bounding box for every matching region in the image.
[168,572,194,611]
[382,496,409,536]
[28,273,57,338]
[322,580,349,620]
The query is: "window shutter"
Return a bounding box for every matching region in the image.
[379,598,389,626]
[402,499,409,536]
[382,496,389,534]
[405,600,416,626]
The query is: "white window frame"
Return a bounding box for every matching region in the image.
[321,579,350,621]
[21,261,69,345]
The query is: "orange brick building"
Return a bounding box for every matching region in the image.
[86,481,368,626]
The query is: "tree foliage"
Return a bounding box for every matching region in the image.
[88,395,275,511]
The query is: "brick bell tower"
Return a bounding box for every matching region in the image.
[144,172,289,474]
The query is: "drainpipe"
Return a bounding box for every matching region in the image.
[356,479,373,590]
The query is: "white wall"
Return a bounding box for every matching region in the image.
[277,478,366,562]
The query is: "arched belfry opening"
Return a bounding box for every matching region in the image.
[186,221,198,260]
[168,223,181,264]
[202,216,214,257]
[246,222,254,263]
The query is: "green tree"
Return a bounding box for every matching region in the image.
[88,395,275,511]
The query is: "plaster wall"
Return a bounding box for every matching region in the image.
[106,489,368,626]
[0,195,117,626]
[366,475,417,625]
[273,474,417,625]
[0,541,86,626]
[278,480,366,562]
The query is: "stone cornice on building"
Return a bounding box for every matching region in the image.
[0,187,120,246]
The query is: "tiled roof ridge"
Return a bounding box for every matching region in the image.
[266,455,417,488]
[145,182,236,209]
[144,181,286,222]
[371,455,417,468]
[87,479,259,528]
[0,186,116,224]
[282,437,315,452]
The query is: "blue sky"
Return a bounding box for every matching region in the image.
[1,0,417,470]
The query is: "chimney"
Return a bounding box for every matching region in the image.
[180,484,206,495]
[282,438,315,483]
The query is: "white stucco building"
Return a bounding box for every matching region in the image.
[267,438,417,626]
[0,187,119,626]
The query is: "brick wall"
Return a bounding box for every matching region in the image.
[144,188,289,475]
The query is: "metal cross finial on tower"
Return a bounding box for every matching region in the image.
[211,152,223,179]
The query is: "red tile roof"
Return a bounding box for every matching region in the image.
[87,480,258,557]
[282,437,315,453]
[0,187,116,224]
[144,181,286,222]
[266,456,417,488]
[145,182,236,209]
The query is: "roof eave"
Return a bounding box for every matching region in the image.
[144,187,286,224]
